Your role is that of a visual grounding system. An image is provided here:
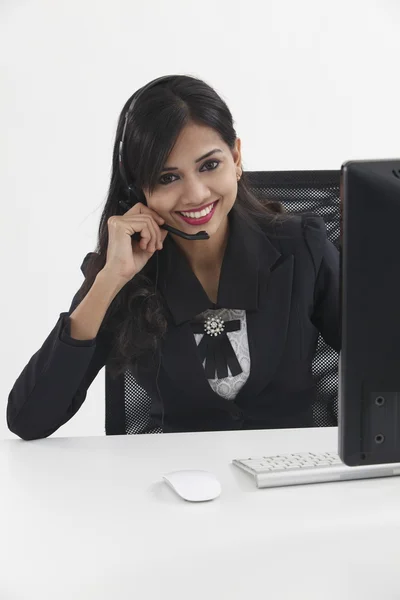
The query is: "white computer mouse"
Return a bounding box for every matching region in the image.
[162,469,221,502]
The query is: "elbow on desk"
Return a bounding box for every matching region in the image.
[7,419,55,441]
[6,405,56,441]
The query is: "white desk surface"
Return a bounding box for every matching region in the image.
[1,426,400,600]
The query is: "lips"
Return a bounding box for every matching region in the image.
[176,199,219,226]
[177,199,217,218]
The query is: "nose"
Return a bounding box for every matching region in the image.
[179,175,212,207]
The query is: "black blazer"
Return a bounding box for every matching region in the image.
[7,208,340,440]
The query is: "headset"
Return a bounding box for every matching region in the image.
[117,75,210,241]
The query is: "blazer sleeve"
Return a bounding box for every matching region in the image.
[302,215,341,353]
[6,253,110,440]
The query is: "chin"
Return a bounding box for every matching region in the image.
[203,221,221,236]
[209,211,229,233]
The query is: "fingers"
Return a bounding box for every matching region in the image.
[137,218,168,252]
[109,202,167,254]
[124,203,165,251]
[127,202,165,226]
[131,216,160,253]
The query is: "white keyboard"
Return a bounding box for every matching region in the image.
[232,451,400,488]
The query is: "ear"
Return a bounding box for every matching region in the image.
[232,138,242,168]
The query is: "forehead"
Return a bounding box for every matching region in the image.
[167,122,224,159]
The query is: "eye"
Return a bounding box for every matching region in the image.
[158,159,221,186]
[201,159,220,172]
[158,173,177,186]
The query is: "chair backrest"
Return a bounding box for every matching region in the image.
[105,169,341,434]
[246,170,340,428]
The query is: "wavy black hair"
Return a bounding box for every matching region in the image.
[76,74,287,378]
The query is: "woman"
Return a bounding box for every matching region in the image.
[7,74,340,440]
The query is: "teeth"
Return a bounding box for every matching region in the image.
[180,203,214,219]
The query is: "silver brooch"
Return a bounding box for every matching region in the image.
[204,315,225,337]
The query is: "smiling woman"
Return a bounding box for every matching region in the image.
[72,74,287,380]
[7,74,340,441]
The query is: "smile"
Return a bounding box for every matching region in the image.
[177,200,217,218]
[176,200,219,226]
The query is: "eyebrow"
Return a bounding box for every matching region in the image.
[161,148,223,172]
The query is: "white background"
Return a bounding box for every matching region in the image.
[1,0,399,440]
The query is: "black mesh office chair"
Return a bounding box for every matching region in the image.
[105,170,341,435]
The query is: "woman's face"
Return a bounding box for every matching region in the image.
[143,122,242,239]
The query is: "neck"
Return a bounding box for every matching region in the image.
[172,216,229,272]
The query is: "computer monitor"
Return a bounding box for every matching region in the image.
[339,158,400,466]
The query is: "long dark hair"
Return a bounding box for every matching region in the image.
[77,74,287,378]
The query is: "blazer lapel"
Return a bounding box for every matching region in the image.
[236,254,294,404]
